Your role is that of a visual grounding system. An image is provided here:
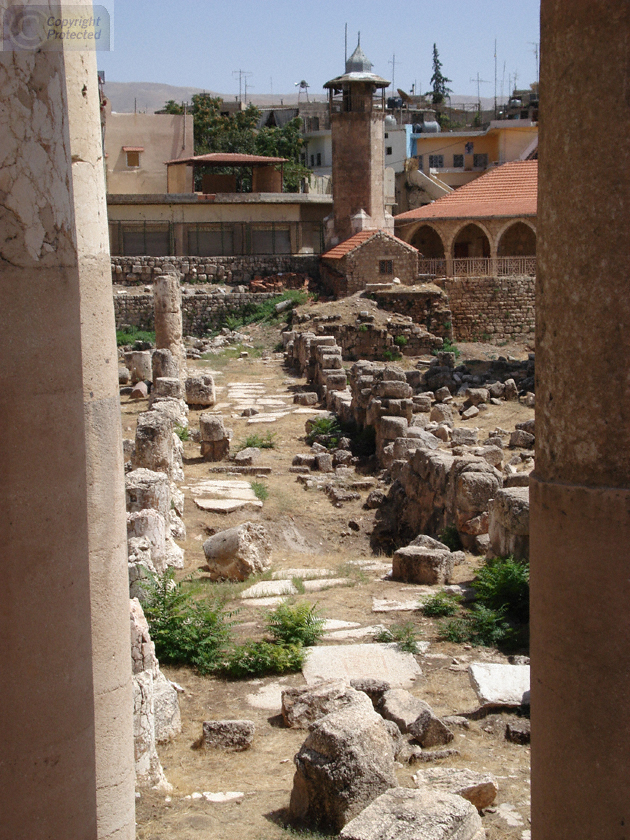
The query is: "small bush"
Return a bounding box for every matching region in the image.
[375,621,421,654]
[440,604,513,647]
[219,640,305,678]
[116,327,155,347]
[305,416,342,449]
[238,432,276,451]
[382,349,401,362]
[473,556,529,623]
[358,324,369,333]
[174,425,189,442]
[251,481,268,501]
[141,570,234,674]
[438,524,463,552]
[441,338,461,358]
[394,335,408,347]
[266,602,325,647]
[423,591,460,617]
[224,314,243,331]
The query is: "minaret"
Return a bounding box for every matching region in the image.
[324,38,393,245]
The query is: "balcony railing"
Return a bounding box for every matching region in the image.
[418,256,536,278]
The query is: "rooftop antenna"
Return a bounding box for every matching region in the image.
[470,72,491,115]
[529,41,540,87]
[232,69,252,104]
[494,39,498,119]
[244,76,254,104]
[388,54,397,94]
[501,60,506,106]
[344,22,347,65]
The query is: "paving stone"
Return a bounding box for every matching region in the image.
[240,580,298,599]
[414,767,498,810]
[302,643,422,688]
[469,663,530,708]
[372,598,423,613]
[240,596,287,608]
[194,498,263,513]
[302,577,352,592]
[324,625,387,640]
[322,619,361,631]
[246,415,279,424]
[272,568,333,580]
[245,680,288,710]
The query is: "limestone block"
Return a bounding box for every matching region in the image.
[462,406,479,420]
[128,537,156,600]
[392,546,454,585]
[339,788,485,840]
[152,348,179,383]
[451,428,479,447]
[474,446,504,468]
[130,381,148,400]
[380,416,408,441]
[202,521,272,581]
[168,509,186,541]
[468,663,530,708]
[202,720,255,751]
[185,374,216,407]
[133,411,174,476]
[234,446,260,466]
[510,429,535,448]
[414,767,498,810]
[126,468,171,520]
[413,394,432,413]
[295,392,319,406]
[430,404,454,426]
[119,366,130,385]
[503,378,518,400]
[349,679,391,708]
[289,696,397,832]
[153,671,182,744]
[487,381,505,398]
[281,681,367,729]
[150,397,188,430]
[381,367,407,381]
[199,413,227,442]
[488,487,530,561]
[201,439,230,461]
[127,510,167,572]
[465,388,489,406]
[376,380,413,399]
[125,350,152,384]
[153,377,183,400]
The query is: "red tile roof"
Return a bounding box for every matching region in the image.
[165,153,288,166]
[395,160,538,223]
[322,229,418,259]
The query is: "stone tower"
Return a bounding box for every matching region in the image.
[324,39,394,246]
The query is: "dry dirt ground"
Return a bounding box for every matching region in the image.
[122,323,533,840]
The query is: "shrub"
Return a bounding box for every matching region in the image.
[358,324,369,333]
[382,349,401,362]
[438,524,463,552]
[219,640,305,678]
[141,570,234,674]
[305,416,342,449]
[423,591,460,617]
[237,431,276,450]
[116,327,155,347]
[265,602,325,647]
[434,338,460,359]
[394,335,408,347]
[473,556,529,623]
[441,604,513,647]
[174,425,189,442]
[375,621,421,654]
[251,481,268,501]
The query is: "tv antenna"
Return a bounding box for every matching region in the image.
[529,41,540,87]
[470,72,491,114]
[389,54,402,95]
[232,69,252,104]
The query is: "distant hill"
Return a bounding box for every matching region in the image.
[103,81,326,114]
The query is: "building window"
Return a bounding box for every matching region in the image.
[386,146,393,156]
[379,259,394,275]
[123,147,143,168]
[310,154,315,167]
[417,155,423,171]
[316,152,322,166]
[473,153,489,169]
[453,154,464,168]
[429,154,444,169]
[385,132,389,138]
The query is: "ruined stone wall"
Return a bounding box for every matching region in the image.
[368,286,453,340]
[111,254,320,286]
[442,275,535,342]
[114,289,276,336]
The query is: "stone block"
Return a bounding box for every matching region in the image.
[202,521,272,581]
[468,663,530,708]
[281,681,366,729]
[199,413,226,442]
[202,720,254,751]
[413,767,498,810]
[200,439,230,461]
[392,546,454,585]
[185,374,216,407]
[379,416,408,441]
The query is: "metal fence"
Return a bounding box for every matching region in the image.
[418,256,536,278]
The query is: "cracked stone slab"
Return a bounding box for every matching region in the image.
[246,415,280,424]
[240,580,298,599]
[245,679,289,710]
[302,578,352,592]
[469,663,530,708]
[372,597,424,613]
[292,408,330,415]
[194,498,263,513]
[240,596,287,608]
[324,625,387,640]
[272,568,333,580]
[186,479,258,500]
[302,643,422,688]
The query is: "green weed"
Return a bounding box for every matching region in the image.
[440,604,513,647]
[219,640,305,678]
[116,327,155,347]
[238,432,277,450]
[174,425,189,442]
[251,481,268,501]
[423,591,460,617]
[265,602,325,647]
[305,416,342,449]
[473,556,530,623]
[394,335,408,347]
[375,621,421,654]
[438,524,463,552]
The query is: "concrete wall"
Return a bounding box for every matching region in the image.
[105,112,194,194]
[444,275,535,341]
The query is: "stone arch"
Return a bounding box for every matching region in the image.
[497,220,537,256]
[409,224,445,258]
[452,222,491,258]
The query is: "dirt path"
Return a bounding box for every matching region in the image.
[127,331,532,840]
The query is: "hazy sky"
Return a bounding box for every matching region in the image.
[97,0,541,100]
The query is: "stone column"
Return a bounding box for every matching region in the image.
[154,271,186,375]
[531,3,630,839]
[0,6,135,838]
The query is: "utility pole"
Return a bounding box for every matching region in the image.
[232,69,252,104]
[388,53,399,95]
[494,39,498,119]
[344,22,347,65]
[244,77,254,105]
[529,41,540,87]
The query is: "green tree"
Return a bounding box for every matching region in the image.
[429,44,452,106]
[160,94,309,192]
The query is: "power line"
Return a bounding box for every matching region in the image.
[232,69,252,104]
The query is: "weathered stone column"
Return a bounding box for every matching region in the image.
[154,271,186,375]
[0,6,135,838]
[531,3,630,838]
